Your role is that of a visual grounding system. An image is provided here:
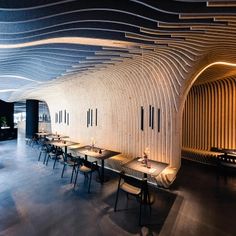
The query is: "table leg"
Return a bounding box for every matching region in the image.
[141,173,154,206]
[101,159,104,184]
[65,146,67,161]
[96,159,109,184]
[143,173,148,204]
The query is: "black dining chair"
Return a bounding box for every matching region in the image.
[45,146,64,169]
[73,157,101,193]
[38,143,47,162]
[61,153,79,183]
[114,171,152,226]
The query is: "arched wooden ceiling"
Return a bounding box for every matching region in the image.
[1,0,236,101]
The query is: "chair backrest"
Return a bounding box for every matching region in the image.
[46,144,54,152]
[56,147,64,155]
[119,171,146,190]
[77,157,98,171]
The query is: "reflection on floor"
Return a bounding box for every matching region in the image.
[0,140,235,236]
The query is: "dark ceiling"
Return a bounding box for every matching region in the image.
[1,0,236,101]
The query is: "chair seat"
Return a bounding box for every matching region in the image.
[79,165,92,173]
[67,159,76,166]
[120,182,141,195]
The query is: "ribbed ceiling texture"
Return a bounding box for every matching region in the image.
[1,0,236,101]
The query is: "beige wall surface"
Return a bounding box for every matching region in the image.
[44,53,181,168]
[16,47,236,186]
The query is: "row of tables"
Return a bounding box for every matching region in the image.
[36,131,169,185]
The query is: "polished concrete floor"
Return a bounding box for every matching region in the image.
[0,140,235,236]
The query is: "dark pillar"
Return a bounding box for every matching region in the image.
[26,100,39,138]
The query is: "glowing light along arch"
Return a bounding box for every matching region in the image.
[0,37,137,49]
[188,61,236,95]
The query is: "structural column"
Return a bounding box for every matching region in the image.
[26,100,39,138]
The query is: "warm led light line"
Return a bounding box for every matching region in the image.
[0,37,137,49]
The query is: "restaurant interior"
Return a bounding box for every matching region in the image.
[0,1,236,236]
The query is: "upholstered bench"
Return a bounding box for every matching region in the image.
[181,147,223,165]
[105,154,132,172]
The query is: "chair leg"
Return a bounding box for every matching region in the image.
[53,156,57,169]
[147,191,152,215]
[139,199,142,226]
[70,164,76,183]
[38,151,42,161]
[74,167,79,188]
[46,154,50,166]
[43,152,47,164]
[88,172,92,193]
[61,164,66,178]
[114,177,122,212]
[114,187,120,212]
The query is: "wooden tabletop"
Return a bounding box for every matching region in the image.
[35,132,51,137]
[73,145,121,160]
[46,134,69,140]
[123,157,168,177]
[49,140,79,148]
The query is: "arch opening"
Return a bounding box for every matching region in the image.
[181,62,236,165]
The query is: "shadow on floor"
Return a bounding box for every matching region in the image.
[103,186,177,235]
[0,191,21,231]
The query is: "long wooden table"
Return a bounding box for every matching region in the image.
[72,145,120,184]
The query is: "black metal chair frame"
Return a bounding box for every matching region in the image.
[45,145,64,169]
[61,153,78,183]
[38,141,48,162]
[73,157,101,193]
[114,171,152,226]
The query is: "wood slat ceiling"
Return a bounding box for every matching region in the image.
[1,0,236,101]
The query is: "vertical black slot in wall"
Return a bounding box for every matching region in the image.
[149,105,151,127]
[91,109,93,126]
[151,106,154,129]
[55,113,58,123]
[59,111,61,123]
[86,111,88,127]
[95,108,97,126]
[140,106,144,131]
[157,108,161,132]
[64,110,66,124]
[67,113,69,125]
[87,109,90,127]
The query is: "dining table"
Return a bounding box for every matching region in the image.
[36,132,52,137]
[46,134,70,141]
[49,140,79,161]
[72,145,121,184]
[123,157,168,204]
